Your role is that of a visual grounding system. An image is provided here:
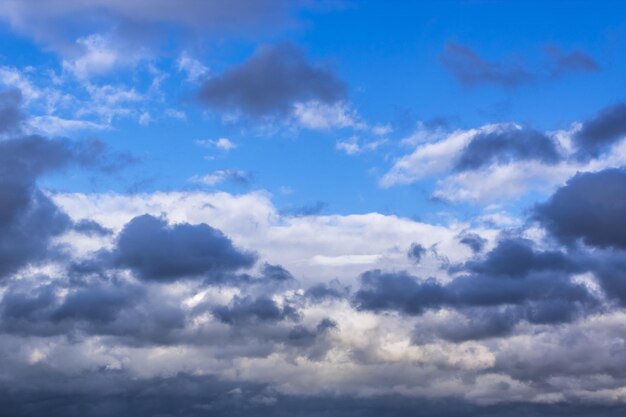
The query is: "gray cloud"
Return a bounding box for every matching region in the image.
[0,0,322,55]
[111,214,257,281]
[439,42,534,88]
[0,134,105,280]
[574,103,626,157]
[197,43,347,116]
[458,232,487,253]
[440,42,599,88]
[544,45,600,78]
[407,243,426,264]
[455,128,560,171]
[212,295,299,325]
[534,168,626,249]
[0,89,24,134]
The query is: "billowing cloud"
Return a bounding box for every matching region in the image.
[535,168,626,249]
[111,214,257,281]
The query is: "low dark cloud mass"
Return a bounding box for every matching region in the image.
[574,102,626,157]
[198,43,347,116]
[535,168,626,249]
[455,128,559,171]
[112,214,257,281]
[439,42,534,88]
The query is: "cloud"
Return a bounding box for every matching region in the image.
[190,169,251,186]
[544,45,600,78]
[0,0,309,55]
[197,43,347,117]
[458,232,487,253]
[0,135,103,280]
[575,102,626,157]
[0,88,24,134]
[111,214,257,281]
[440,42,600,88]
[195,137,237,151]
[407,243,426,264]
[534,168,626,249]
[454,127,560,171]
[177,51,210,82]
[439,42,534,88]
[212,295,299,325]
[354,238,596,334]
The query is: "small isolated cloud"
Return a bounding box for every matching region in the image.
[196,137,237,151]
[336,136,387,155]
[197,43,347,117]
[293,100,363,130]
[191,169,251,186]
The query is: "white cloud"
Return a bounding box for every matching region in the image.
[177,51,209,81]
[27,115,109,135]
[189,170,249,186]
[336,136,388,155]
[196,137,237,151]
[292,100,366,130]
[62,34,122,79]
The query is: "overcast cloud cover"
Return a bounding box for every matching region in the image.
[1,1,626,416]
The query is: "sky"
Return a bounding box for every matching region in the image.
[2,1,626,416]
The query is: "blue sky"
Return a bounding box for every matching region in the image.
[2,1,624,220]
[2,2,626,416]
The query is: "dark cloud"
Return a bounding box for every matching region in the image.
[455,128,559,171]
[407,243,426,263]
[354,239,596,337]
[439,42,534,88]
[574,102,626,157]
[2,368,626,417]
[462,238,576,278]
[212,295,299,325]
[534,168,626,249]
[73,219,113,236]
[260,263,294,282]
[544,45,600,78]
[0,0,330,56]
[458,232,487,253]
[0,88,24,133]
[111,214,256,281]
[440,42,599,89]
[198,43,347,116]
[305,280,350,302]
[0,135,105,280]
